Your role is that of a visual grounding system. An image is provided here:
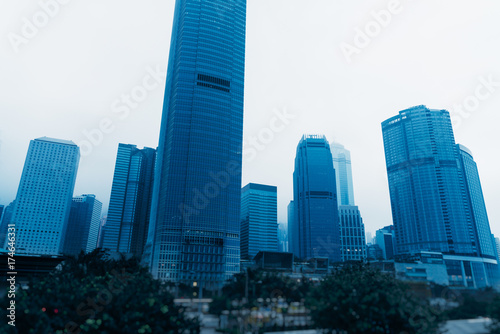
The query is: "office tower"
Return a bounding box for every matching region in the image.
[382,105,498,288]
[97,217,107,249]
[339,205,366,261]
[375,225,395,260]
[102,144,155,258]
[493,235,500,262]
[457,144,495,258]
[331,142,355,206]
[495,237,500,257]
[278,223,288,253]
[240,183,278,260]
[287,201,296,256]
[367,244,384,261]
[293,135,341,262]
[62,195,102,256]
[142,0,246,288]
[10,137,79,255]
[0,202,16,245]
[0,204,5,248]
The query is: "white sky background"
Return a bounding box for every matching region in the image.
[1,0,499,238]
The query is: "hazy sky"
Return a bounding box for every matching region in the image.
[1,0,499,238]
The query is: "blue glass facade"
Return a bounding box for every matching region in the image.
[62,195,102,256]
[382,106,475,256]
[293,135,341,262]
[375,225,396,260]
[331,142,355,206]
[143,0,246,288]
[287,200,296,256]
[457,144,496,259]
[339,205,366,261]
[240,183,278,260]
[10,137,79,255]
[103,144,155,258]
[382,105,498,288]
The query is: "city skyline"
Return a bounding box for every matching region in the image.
[1,1,500,239]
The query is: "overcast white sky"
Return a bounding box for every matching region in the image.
[1,0,499,238]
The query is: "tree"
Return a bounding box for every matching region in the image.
[306,263,443,334]
[210,268,312,315]
[444,288,497,321]
[1,249,199,333]
[486,293,500,333]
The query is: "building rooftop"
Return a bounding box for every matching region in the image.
[242,183,277,193]
[35,136,77,146]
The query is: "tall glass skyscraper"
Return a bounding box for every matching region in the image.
[457,144,496,259]
[331,142,355,206]
[103,144,155,258]
[339,205,366,261]
[382,105,498,288]
[9,137,79,255]
[62,194,102,256]
[143,0,246,288]
[293,135,341,262]
[287,200,297,256]
[240,183,278,260]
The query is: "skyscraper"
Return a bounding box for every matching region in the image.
[278,223,288,253]
[339,205,366,261]
[331,142,355,206]
[293,135,341,262]
[102,144,155,258]
[457,144,495,258]
[62,194,102,256]
[143,0,246,288]
[382,105,498,288]
[1,202,16,239]
[240,183,278,260]
[10,137,79,255]
[287,200,297,257]
[375,225,395,260]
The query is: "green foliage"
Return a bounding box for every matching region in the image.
[1,249,199,334]
[486,293,500,334]
[210,269,311,315]
[306,263,443,334]
[444,288,497,321]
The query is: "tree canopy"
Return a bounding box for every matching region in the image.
[307,263,442,334]
[1,249,199,334]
